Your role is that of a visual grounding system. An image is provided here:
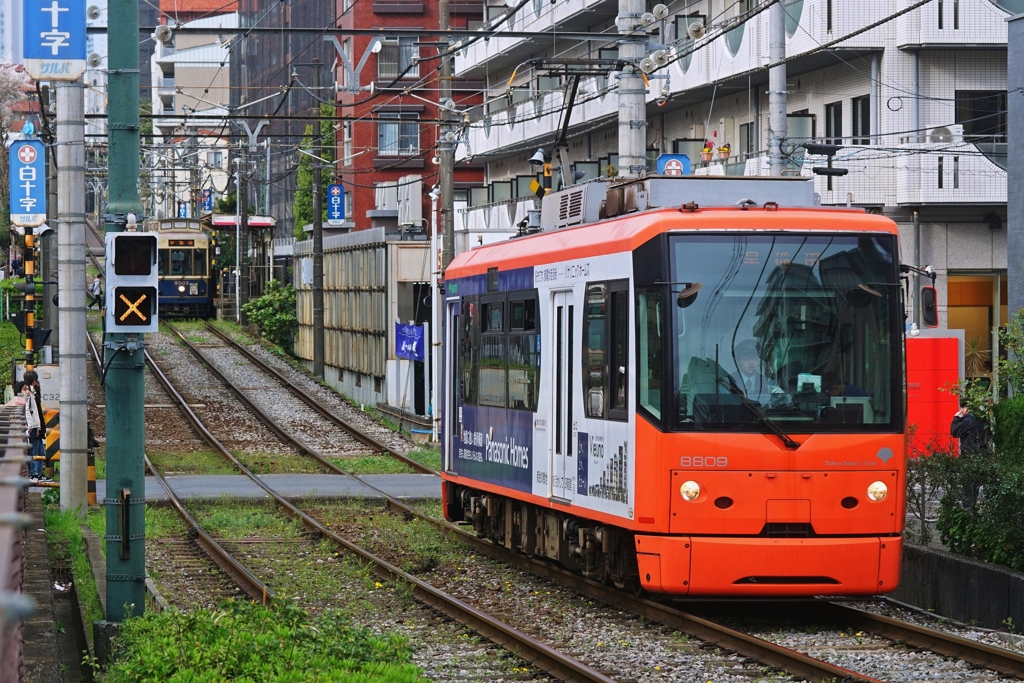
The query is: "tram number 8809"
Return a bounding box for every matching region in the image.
[680,456,728,468]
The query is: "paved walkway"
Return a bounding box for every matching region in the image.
[95,473,441,502]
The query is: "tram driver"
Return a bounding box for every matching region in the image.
[728,339,784,408]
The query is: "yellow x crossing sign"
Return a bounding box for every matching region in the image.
[119,292,148,322]
[112,287,156,327]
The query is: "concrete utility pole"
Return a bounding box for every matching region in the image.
[57,80,88,515]
[439,0,455,271]
[768,0,787,176]
[617,0,647,178]
[312,60,325,379]
[44,95,59,348]
[1008,15,1024,321]
[102,0,146,623]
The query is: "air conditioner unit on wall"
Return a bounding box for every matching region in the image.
[929,124,964,144]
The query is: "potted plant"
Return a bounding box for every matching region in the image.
[718,143,731,160]
[700,141,714,163]
[964,337,991,377]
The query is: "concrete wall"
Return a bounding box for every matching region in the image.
[891,543,1024,630]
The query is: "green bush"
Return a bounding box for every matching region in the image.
[241,280,297,354]
[993,396,1024,466]
[0,322,24,387]
[938,460,1024,571]
[105,600,426,683]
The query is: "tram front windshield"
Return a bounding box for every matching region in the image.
[670,233,899,432]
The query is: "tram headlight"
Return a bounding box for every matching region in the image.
[866,480,888,502]
[177,285,186,293]
[680,480,701,501]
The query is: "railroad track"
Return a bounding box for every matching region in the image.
[139,324,615,683]
[160,323,1024,681]
[86,331,273,607]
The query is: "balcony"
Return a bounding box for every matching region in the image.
[896,0,1011,48]
[456,197,533,237]
[156,77,175,94]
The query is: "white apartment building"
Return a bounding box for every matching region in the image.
[457,0,1020,377]
[149,12,237,218]
[0,0,21,63]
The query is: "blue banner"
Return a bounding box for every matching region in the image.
[202,189,213,213]
[23,0,87,81]
[9,141,46,227]
[177,202,188,218]
[395,323,425,361]
[326,183,345,225]
[454,406,534,494]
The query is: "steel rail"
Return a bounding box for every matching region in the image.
[200,321,436,474]
[85,331,274,605]
[163,328,881,682]
[824,602,1024,679]
[145,332,616,683]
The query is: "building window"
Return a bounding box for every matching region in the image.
[377,113,419,156]
[377,37,419,80]
[739,121,756,156]
[207,151,223,167]
[342,122,353,166]
[345,191,353,219]
[341,38,353,87]
[956,91,1007,142]
[825,101,842,145]
[852,95,870,145]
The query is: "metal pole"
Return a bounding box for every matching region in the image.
[44,113,59,348]
[768,0,787,176]
[57,80,88,516]
[439,0,455,271]
[1009,16,1024,323]
[911,51,920,143]
[913,209,921,327]
[429,189,440,442]
[234,169,240,322]
[312,60,325,379]
[617,0,646,178]
[103,0,146,622]
[239,164,250,325]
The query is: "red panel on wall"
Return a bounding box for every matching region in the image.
[906,337,960,456]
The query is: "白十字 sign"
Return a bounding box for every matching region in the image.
[23,0,87,81]
[9,141,47,227]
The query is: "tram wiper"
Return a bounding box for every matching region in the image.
[717,377,801,450]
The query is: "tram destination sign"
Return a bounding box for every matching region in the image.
[23,0,87,81]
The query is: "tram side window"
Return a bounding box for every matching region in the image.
[460,297,479,405]
[508,297,539,410]
[479,300,507,407]
[584,280,629,421]
[158,249,169,276]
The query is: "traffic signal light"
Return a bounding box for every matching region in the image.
[105,232,159,333]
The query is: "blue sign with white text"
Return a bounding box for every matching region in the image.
[9,141,47,227]
[455,406,534,494]
[326,183,345,225]
[23,0,87,81]
[395,323,425,362]
[178,202,188,218]
[202,189,213,213]
[656,153,691,176]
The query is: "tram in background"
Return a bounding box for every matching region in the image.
[442,174,909,597]
[145,218,216,318]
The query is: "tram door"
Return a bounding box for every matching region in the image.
[444,301,459,472]
[550,290,575,501]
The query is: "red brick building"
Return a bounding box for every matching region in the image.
[331,0,483,232]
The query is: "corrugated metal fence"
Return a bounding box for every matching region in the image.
[0,406,27,683]
[294,228,387,378]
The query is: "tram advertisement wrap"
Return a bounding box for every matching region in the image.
[455,406,533,493]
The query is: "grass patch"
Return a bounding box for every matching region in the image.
[93,444,105,479]
[330,455,415,475]
[315,500,464,575]
[235,451,322,474]
[103,600,426,683]
[210,319,259,345]
[190,500,304,540]
[406,446,441,472]
[85,313,103,334]
[44,507,104,626]
[148,450,236,476]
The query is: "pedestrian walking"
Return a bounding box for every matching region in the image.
[88,273,104,309]
[22,379,46,482]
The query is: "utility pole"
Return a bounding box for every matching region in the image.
[1010,16,1024,325]
[238,163,249,325]
[43,88,59,351]
[768,0,787,176]
[102,0,146,623]
[617,0,647,178]
[57,80,88,515]
[312,59,325,379]
[439,0,455,271]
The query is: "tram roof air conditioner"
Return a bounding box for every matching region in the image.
[929,124,963,144]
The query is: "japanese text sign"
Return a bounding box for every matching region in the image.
[395,323,425,362]
[24,0,87,81]
[9,141,47,227]
[327,183,345,226]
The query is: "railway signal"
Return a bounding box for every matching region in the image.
[105,231,159,333]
